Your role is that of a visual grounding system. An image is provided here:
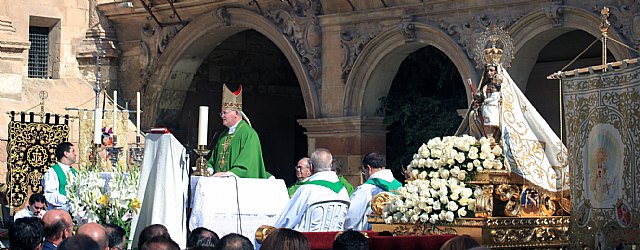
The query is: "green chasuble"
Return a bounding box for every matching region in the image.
[207,120,272,178]
[287,180,304,198]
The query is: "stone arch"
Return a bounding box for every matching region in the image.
[509,7,632,90]
[143,8,319,126]
[344,23,475,116]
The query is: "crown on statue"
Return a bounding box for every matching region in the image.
[483,44,503,66]
[222,84,242,111]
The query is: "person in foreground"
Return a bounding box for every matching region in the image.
[77,222,109,250]
[260,228,309,250]
[9,217,44,250]
[104,223,126,250]
[141,236,180,250]
[213,233,253,250]
[187,227,219,249]
[207,84,271,178]
[439,235,480,250]
[42,209,74,250]
[42,142,78,211]
[274,148,350,231]
[344,152,402,230]
[333,230,368,250]
[58,235,100,250]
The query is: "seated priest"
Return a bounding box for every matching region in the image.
[288,157,311,197]
[344,152,402,230]
[274,148,350,231]
[207,84,272,178]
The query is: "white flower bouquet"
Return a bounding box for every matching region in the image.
[67,168,141,239]
[383,135,504,224]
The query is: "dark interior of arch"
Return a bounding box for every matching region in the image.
[381,45,466,182]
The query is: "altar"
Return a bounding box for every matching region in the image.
[188,176,289,243]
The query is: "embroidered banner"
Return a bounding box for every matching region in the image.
[7,113,69,211]
[562,64,640,248]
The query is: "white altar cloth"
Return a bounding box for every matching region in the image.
[189,176,289,243]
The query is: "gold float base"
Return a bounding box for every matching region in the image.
[369,216,569,249]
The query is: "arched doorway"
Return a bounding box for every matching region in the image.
[178,30,307,184]
[381,46,466,181]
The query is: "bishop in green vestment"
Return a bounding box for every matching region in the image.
[207,84,272,178]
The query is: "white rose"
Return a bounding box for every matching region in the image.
[445,211,455,222]
[418,171,428,180]
[413,153,420,160]
[486,153,495,161]
[455,153,466,163]
[450,193,460,201]
[439,196,449,205]
[420,147,430,158]
[481,144,492,154]
[466,162,474,171]
[418,158,426,167]
[384,216,394,224]
[493,160,503,170]
[400,215,409,223]
[479,137,490,145]
[469,146,479,154]
[483,159,493,169]
[440,169,450,179]
[411,169,420,179]
[438,188,448,198]
[425,158,436,168]
[447,201,459,211]
[411,159,419,168]
[461,188,473,198]
[492,145,503,156]
[458,197,469,206]
[433,202,441,210]
[473,159,481,166]
[419,213,429,222]
[424,206,433,214]
[426,197,434,205]
[411,214,419,223]
[458,207,467,217]
[458,171,467,180]
[429,214,439,224]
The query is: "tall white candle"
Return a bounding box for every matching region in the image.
[93,108,103,144]
[136,92,141,135]
[113,90,117,135]
[198,106,209,146]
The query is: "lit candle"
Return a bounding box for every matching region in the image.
[93,108,103,144]
[198,106,209,146]
[113,90,117,135]
[136,92,141,135]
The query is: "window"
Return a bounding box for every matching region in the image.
[27,16,60,79]
[28,26,49,78]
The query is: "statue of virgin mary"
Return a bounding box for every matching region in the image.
[456,26,569,193]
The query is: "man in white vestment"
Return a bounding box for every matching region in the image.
[274,148,349,231]
[129,133,189,248]
[344,152,401,230]
[42,142,77,211]
[13,193,47,221]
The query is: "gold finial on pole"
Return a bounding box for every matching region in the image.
[38,90,48,120]
[600,7,610,68]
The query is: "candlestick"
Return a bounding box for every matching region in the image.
[198,106,209,146]
[192,145,211,177]
[93,108,103,144]
[113,90,118,135]
[136,92,141,135]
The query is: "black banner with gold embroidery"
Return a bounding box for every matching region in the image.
[7,112,69,211]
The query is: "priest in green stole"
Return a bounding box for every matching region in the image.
[42,142,78,211]
[344,152,402,230]
[207,84,272,178]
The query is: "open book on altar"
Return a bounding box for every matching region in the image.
[189,176,289,245]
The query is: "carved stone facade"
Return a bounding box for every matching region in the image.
[1,0,639,184]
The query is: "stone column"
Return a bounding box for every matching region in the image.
[76,0,120,97]
[298,116,387,187]
[0,14,30,100]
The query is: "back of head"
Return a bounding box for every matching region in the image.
[187,227,219,248]
[141,236,180,250]
[439,235,480,250]
[213,233,253,250]
[77,222,109,250]
[9,217,45,250]
[362,152,385,169]
[58,235,101,250]
[55,142,73,161]
[43,209,73,242]
[310,148,333,173]
[333,230,368,250]
[260,228,309,250]
[138,224,171,249]
[104,223,126,249]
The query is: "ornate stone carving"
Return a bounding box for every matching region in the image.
[392,224,457,236]
[544,0,565,28]
[158,24,181,54]
[340,24,381,83]
[496,184,521,217]
[262,0,322,88]
[399,15,417,43]
[216,7,231,26]
[438,12,527,63]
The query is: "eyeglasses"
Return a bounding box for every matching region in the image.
[219,110,233,117]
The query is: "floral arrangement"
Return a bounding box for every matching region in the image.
[382,135,504,224]
[67,168,141,238]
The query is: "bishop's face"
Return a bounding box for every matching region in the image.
[220,109,240,128]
